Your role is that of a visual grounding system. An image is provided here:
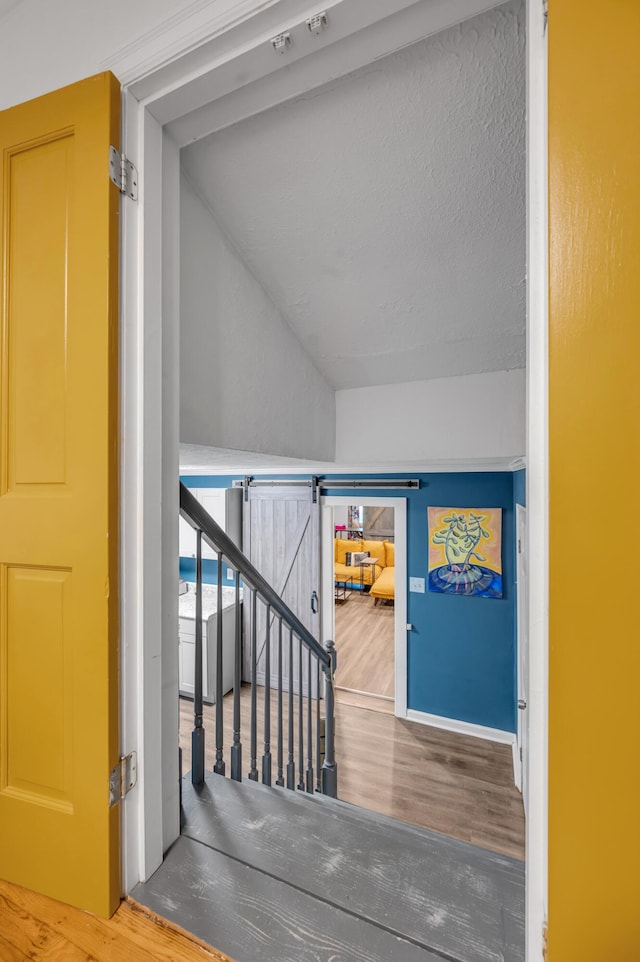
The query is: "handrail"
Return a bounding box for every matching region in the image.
[179,483,331,671]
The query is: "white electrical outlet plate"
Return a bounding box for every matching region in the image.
[226,569,234,581]
[409,577,425,593]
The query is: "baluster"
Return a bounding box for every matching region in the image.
[213,552,225,776]
[321,639,338,798]
[297,637,305,791]
[276,617,284,787]
[306,647,313,793]
[249,589,258,781]
[262,605,272,785]
[286,628,295,789]
[230,571,242,781]
[191,529,205,786]
[316,661,321,792]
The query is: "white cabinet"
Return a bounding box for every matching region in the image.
[178,586,240,703]
[178,617,206,698]
[198,489,226,559]
[179,514,196,559]
[179,487,228,560]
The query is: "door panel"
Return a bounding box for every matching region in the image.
[549,2,640,954]
[243,486,320,696]
[0,73,120,917]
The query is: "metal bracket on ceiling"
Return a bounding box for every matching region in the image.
[271,31,291,54]
[306,12,328,36]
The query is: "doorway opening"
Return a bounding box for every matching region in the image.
[329,501,397,714]
[321,495,407,718]
[118,0,548,954]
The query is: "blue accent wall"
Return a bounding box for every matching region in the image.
[179,557,236,585]
[181,471,517,733]
[181,477,233,489]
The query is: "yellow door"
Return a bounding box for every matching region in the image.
[549,1,640,959]
[0,73,120,917]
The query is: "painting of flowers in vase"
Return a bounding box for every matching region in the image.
[428,507,502,598]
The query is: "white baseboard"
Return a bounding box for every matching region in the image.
[406,709,517,747]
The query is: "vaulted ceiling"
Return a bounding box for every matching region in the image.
[181,0,525,391]
[0,0,23,21]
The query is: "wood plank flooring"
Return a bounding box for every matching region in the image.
[137,835,444,962]
[180,687,525,859]
[334,591,394,697]
[0,879,231,962]
[134,774,525,962]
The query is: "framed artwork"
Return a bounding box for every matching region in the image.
[428,507,502,598]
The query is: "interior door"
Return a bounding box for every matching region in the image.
[516,504,528,808]
[243,484,320,695]
[0,73,120,916]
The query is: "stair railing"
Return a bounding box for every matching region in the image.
[180,483,337,798]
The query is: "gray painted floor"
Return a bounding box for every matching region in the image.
[133,774,525,962]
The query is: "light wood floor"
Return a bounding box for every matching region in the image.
[334,591,394,698]
[0,880,231,962]
[180,687,525,860]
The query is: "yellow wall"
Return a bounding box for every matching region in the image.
[549,2,640,958]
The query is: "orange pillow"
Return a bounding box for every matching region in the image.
[384,541,395,566]
[361,540,385,567]
[335,538,362,564]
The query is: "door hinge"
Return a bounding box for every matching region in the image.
[542,0,548,33]
[109,752,137,807]
[109,146,138,201]
[518,538,522,553]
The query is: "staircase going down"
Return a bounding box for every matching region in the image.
[133,773,525,962]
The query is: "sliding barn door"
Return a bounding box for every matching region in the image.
[0,73,120,916]
[243,485,320,695]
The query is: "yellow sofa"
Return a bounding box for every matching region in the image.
[370,540,395,603]
[334,538,394,599]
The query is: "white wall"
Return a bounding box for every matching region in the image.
[335,370,525,463]
[0,0,200,110]
[180,175,336,460]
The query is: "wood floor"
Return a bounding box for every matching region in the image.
[334,591,394,698]
[179,687,525,859]
[0,879,231,962]
[134,774,525,962]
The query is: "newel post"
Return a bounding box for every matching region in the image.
[321,640,338,798]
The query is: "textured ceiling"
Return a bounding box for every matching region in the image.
[0,0,23,21]
[182,1,525,391]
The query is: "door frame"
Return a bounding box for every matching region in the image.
[515,503,528,800]
[116,3,549,958]
[525,0,549,952]
[321,496,408,717]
